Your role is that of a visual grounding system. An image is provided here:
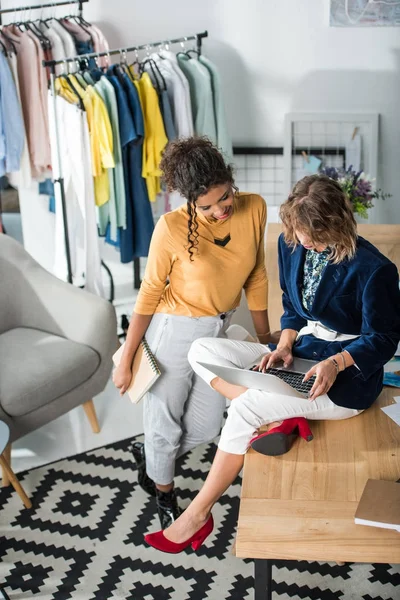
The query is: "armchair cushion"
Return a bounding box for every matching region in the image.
[0,328,100,417]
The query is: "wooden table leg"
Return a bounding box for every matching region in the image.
[0,455,32,509]
[255,559,272,600]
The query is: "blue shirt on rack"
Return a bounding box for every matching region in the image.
[0,53,24,177]
[106,67,154,262]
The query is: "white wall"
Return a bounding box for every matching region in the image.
[84,0,400,223]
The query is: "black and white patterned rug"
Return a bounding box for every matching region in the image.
[0,435,399,599]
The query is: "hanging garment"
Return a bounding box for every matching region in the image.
[89,24,110,69]
[61,19,97,69]
[152,52,194,138]
[60,18,91,43]
[177,54,217,142]
[6,52,32,188]
[0,53,24,177]
[137,72,168,202]
[159,89,177,141]
[140,63,176,142]
[199,55,233,163]
[49,20,77,74]
[5,26,51,179]
[39,21,65,76]
[95,76,127,241]
[98,76,127,231]
[85,85,115,206]
[120,72,154,257]
[106,72,137,254]
[157,50,194,136]
[107,68,154,260]
[69,75,115,207]
[25,29,52,151]
[49,93,104,297]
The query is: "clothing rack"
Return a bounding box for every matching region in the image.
[42,30,209,289]
[0,0,87,16]
[0,0,89,286]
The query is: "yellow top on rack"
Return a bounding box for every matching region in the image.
[137,73,168,202]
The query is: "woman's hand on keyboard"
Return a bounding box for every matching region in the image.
[303,360,337,400]
[258,345,293,372]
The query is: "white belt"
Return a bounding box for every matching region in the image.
[297,320,360,342]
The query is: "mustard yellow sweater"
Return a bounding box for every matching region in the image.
[134,192,268,317]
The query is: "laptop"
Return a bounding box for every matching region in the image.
[198,357,318,399]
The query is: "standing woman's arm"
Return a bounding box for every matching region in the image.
[243,197,274,342]
[117,217,175,381]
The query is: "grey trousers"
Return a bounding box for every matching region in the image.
[143,311,237,484]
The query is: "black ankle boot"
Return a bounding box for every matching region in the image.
[131,442,156,497]
[156,488,182,530]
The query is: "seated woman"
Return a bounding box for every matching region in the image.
[144,174,400,553]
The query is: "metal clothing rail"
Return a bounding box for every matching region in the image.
[0,0,87,15]
[43,30,208,68]
[43,30,209,288]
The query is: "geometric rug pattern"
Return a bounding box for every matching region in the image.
[0,435,399,599]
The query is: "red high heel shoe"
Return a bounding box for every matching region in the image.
[250,417,313,456]
[144,514,214,554]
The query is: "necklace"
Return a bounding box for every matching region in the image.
[214,234,231,247]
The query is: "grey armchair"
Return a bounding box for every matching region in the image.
[0,234,117,496]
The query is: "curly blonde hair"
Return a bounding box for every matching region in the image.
[279,175,357,263]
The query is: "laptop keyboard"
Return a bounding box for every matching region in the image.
[250,366,316,396]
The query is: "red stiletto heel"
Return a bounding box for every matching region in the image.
[144,514,214,554]
[250,417,313,456]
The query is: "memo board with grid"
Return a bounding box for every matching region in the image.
[284,112,379,198]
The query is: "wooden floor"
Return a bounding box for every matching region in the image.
[236,386,400,564]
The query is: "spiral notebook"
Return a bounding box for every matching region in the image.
[112,339,161,404]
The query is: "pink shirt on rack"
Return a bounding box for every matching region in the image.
[60,19,91,43]
[89,24,110,68]
[5,27,51,179]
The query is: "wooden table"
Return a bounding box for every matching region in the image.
[234,387,400,599]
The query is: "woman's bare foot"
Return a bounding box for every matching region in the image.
[163,508,209,544]
[210,377,248,400]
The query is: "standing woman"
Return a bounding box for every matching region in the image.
[113,137,275,528]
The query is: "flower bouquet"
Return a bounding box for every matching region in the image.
[319,166,391,219]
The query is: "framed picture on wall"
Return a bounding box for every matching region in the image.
[330,0,400,27]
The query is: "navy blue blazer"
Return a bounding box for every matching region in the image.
[278,234,400,410]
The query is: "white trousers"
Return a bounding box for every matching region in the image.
[188,331,362,455]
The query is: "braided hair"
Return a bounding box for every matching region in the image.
[160,137,235,261]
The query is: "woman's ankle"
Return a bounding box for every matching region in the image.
[185,504,211,524]
[266,421,282,431]
[156,482,174,493]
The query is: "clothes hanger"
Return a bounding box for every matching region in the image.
[140,57,167,93]
[25,20,51,50]
[186,49,200,58]
[63,14,93,40]
[64,69,86,108]
[80,56,96,85]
